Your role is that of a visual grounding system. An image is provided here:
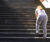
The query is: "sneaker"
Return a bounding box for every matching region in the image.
[35,33,40,37]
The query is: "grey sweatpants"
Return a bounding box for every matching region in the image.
[36,15,48,38]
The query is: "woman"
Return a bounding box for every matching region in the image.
[35,5,48,38]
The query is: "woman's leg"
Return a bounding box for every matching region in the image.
[36,20,40,33]
[42,22,47,38]
[42,16,48,38]
[36,16,42,34]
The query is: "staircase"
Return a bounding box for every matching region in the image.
[0,0,50,42]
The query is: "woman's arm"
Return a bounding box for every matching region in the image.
[35,11,38,19]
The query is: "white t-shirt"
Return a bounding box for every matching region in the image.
[35,8,47,19]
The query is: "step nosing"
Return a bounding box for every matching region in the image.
[0,37,50,39]
[0,32,50,34]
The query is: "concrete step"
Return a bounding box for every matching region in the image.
[0,32,50,34]
[0,9,35,13]
[0,29,50,33]
[0,38,50,42]
[0,14,50,19]
[9,6,35,8]
[0,26,50,29]
[0,32,50,37]
[0,25,50,27]
[0,37,50,39]
[0,28,50,30]
[9,0,34,2]
[0,34,49,37]
[0,13,50,17]
[0,29,50,30]
[9,2,32,5]
[0,23,50,26]
[0,16,50,21]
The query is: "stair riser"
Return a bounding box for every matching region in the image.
[0,34,50,37]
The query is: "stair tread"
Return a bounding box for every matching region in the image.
[0,32,50,34]
[0,29,50,30]
[0,37,50,39]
